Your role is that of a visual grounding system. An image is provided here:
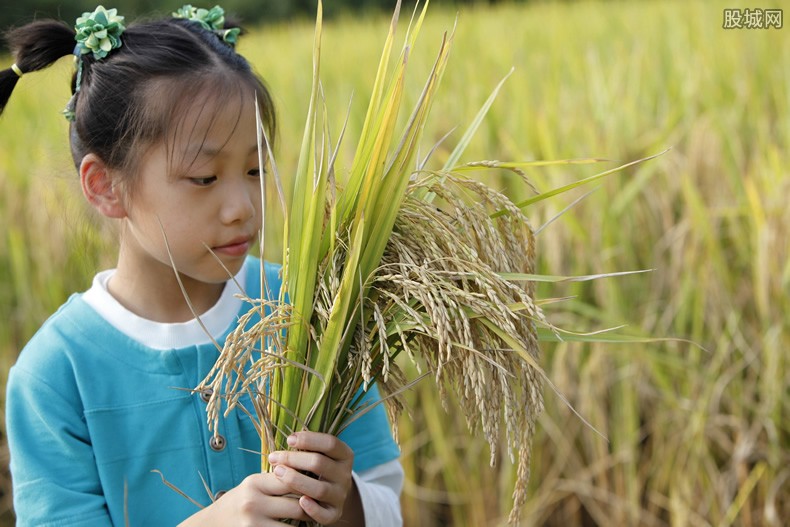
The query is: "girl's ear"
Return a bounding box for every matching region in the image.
[79,153,127,219]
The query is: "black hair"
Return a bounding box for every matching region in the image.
[1,11,275,179]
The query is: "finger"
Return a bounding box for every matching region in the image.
[287,432,354,462]
[299,494,342,526]
[253,496,308,521]
[268,450,332,479]
[216,477,312,523]
[272,464,341,505]
[243,472,294,496]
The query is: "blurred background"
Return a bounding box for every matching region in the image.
[2,0,501,42]
[1,0,788,525]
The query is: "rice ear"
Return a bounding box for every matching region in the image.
[195,2,641,523]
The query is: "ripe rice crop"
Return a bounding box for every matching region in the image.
[1,1,786,525]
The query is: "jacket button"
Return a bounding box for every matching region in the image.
[209,435,226,452]
[200,388,213,403]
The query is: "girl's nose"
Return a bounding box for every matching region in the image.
[220,178,257,225]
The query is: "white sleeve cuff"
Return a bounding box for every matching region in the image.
[352,460,404,527]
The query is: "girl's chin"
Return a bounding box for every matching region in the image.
[207,256,247,278]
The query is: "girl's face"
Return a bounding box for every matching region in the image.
[118,91,263,287]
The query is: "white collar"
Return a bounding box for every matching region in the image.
[82,265,246,350]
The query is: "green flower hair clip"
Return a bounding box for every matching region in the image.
[172,5,240,46]
[74,6,126,60]
[64,6,125,121]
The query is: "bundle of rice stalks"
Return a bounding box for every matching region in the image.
[196,1,661,523]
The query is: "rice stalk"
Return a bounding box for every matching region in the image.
[194,1,660,524]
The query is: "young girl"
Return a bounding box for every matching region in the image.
[1,5,403,526]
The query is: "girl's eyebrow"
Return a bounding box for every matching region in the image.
[186,143,260,157]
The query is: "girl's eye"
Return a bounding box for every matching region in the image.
[190,176,217,186]
[247,168,261,177]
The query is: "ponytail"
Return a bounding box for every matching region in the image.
[0,20,76,115]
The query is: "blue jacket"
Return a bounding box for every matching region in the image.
[6,257,399,526]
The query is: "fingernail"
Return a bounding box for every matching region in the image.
[268,452,280,464]
[274,465,286,477]
[287,434,297,447]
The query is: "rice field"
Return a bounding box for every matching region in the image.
[1,0,788,525]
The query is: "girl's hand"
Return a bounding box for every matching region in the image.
[267,431,359,525]
[178,472,311,526]
[178,432,360,527]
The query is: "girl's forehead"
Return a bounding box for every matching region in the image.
[172,92,256,151]
[155,90,258,174]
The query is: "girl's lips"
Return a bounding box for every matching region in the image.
[213,239,251,257]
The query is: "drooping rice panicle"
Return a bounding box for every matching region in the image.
[195,1,657,523]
